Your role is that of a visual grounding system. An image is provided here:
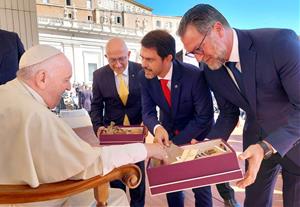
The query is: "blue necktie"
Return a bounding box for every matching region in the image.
[225,62,245,94]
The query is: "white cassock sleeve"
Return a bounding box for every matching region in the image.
[101,143,147,175]
[70,143,147,179]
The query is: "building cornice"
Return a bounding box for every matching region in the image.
[125,0,152,12]
[37,16,147,41]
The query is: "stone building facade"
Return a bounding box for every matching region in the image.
[36,0,182,84]
[0,0,39,49]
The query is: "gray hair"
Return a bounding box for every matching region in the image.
[17,62,43,80]
[177,4,230,37]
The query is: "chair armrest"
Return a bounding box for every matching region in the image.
[0,164,141,206]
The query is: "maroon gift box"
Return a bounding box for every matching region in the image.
[99,125,147,145]
[147,139,243,196]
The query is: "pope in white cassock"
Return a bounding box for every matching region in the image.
[0,45,167,207]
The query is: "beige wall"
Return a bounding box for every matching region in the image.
[123,13,152,31]
[36,2,93,22]
[36,4,64,18]
[0,0,39,49]
[36,0,95,9]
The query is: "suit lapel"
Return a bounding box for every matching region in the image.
[128,62,138,95]
[209,66,249,109]
[171,61,181,117]
[236,29,257,116]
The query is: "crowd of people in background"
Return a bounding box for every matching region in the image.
[54,82,93,113]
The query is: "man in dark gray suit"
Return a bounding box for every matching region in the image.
[0,29,25,85]
[178,4,300,207]
[90,38,145,207]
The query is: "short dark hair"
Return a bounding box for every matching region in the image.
[141,30,175,60]
[177,4,230,37]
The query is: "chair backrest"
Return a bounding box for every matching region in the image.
[0,164,141,206]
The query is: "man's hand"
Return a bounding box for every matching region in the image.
[154,125,170,147]
[145,143,169,164]
[236,144,264,188]
[96,126,106,137]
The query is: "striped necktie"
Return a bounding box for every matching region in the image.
[225,62,245,94]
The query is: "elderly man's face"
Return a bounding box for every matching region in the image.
[106,48,130,74]
[44,55,72,109]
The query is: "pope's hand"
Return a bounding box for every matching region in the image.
[190,138,199,144]
[145,143,169,164]
[236,144,264,188]
[96,126,106,137]
[154,125,170,147]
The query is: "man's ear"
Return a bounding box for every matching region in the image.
[127,51,131,59]
[213,21,225,38]
[35,70,48,90]
[166,54,173,62]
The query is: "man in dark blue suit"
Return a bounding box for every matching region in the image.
[178,4,300,207]
[175,49,240,207]
[139,30,214,207]
[90,38,145,207]
[0,29,24,85]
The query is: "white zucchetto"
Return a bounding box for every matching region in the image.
[19,44,62,69]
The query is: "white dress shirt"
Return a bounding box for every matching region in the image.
[224,29,242,89]
[114,65,129,91]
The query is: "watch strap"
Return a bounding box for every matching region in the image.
[257,141,273,159]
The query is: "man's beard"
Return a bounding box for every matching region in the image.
[143,67,155,79]
[205,40,227,70]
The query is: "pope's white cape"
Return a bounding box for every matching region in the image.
[0,79,103,187]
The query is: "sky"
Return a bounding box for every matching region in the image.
[137,0,300,34]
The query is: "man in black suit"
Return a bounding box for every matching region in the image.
[90,38,144,207]
[0,29,25,85]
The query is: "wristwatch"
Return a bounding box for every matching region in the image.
[257,141,273,159]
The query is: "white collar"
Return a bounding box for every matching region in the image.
[157,62,173,81]
[228,29,240,63]
[114,64,129,77]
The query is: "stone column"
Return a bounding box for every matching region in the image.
[0,0,39,49]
